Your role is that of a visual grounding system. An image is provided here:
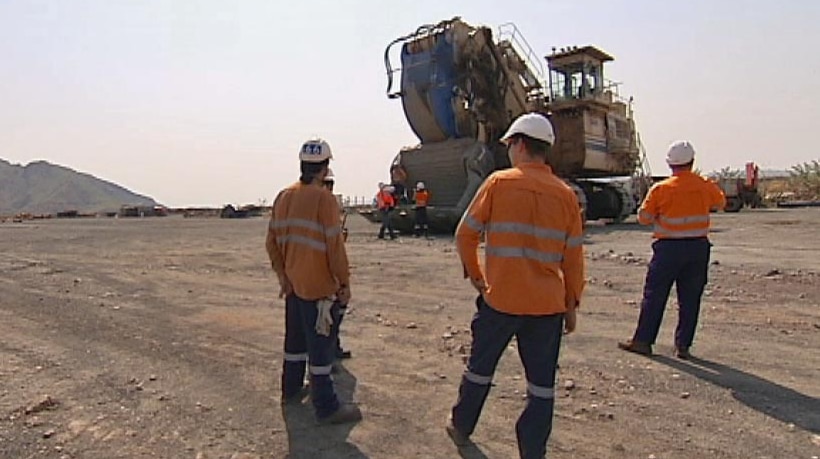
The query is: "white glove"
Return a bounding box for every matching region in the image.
[315,298,334,336]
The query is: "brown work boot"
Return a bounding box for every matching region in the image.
[675,347,692,360]
[618,339,653,356]
[445,416,471,447]
[316,403,362,426]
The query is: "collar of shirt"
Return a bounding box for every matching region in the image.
[516,162,553,174]
[672,169,695,177]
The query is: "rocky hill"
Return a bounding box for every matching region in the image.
[0,159,158,215]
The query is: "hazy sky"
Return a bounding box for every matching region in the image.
[1,1,818,207]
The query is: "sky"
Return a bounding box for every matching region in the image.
[1,0,818,207]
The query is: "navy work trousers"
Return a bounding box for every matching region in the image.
[452,296,564,459]
[633,238,711,348]
[414,206,429,236]
[282,294,340,418]
[378,208,395,239]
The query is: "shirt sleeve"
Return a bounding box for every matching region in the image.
[265,193,285,276]
[637,185,660,225]
[320,192,351,286]
[455,177,493,282]
[709,181,726,211]
[562,194,585,308]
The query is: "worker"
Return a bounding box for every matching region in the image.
[413,181,430,238]
[390,164,409,204]
[266,137,362,425]
[375,182,397,240]
[446,113,585,459]
[618,141,725,359]
[321,169,352,361]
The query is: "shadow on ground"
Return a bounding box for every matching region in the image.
[282,364,367,459]
[656,355,820,433]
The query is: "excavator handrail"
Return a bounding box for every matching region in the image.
[497,22,546,85]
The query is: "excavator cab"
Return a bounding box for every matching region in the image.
[545,46,644,220]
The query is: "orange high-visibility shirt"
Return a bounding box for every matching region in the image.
[415,189,430,207]
[376,190,395,210]
[266,182,350,301]
[456,162,585,316]
[639,170,726,239]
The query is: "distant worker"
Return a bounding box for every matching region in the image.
[390,164,409,204]
[619,141,725,359]
[322,169,352,361]
[375,182,397,240]
[413,181,430,238]
[266,137,361,425]
[446,113,584,459]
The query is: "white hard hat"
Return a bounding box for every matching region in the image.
[416,181,425,190]
[666,141,695,166]
[500,113,555,145]
[299,138,333,163]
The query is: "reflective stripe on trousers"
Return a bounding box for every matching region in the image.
[282,294,341,417]
[452,296,563,459]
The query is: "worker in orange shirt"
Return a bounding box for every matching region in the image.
[375,182,397,240]
[619,141,725,359]
[413,181,430,238]
[446,113,584,459]
[266,138,361,425]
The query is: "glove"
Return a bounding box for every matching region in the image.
[315,298,335,336]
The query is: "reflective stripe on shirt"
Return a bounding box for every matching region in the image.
[463,214,485,232]
[271,218,341,237]
[278,234,327,252]
[486,221,567,241]
[657,214,710,225]
[653,226,709,239]
[638,210,655,223]
[485,245,564,263]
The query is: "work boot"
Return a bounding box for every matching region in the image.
[445,416,471,447]
[336,348,352,359]
[675,347,692,360]
[280,385,310,405]
[618,339,652,356]
[316,404,362,426]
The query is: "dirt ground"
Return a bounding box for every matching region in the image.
[1,208,818,459]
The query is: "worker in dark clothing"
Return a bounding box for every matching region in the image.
[413,181,430,238]
[322,170,352,361]
[619,141,725,359]
[376,183,397,240]
[446,113,585,459]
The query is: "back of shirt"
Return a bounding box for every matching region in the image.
[639,171,726,239]
[457,163,585,316]
[266,182,350,301]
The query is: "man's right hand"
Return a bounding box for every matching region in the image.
[336,284,352,304]
[469,277,487,294]
[564,307,577,334]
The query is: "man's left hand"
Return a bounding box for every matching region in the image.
[278,275,293,299]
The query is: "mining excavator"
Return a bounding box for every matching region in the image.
[360,17,650,233]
